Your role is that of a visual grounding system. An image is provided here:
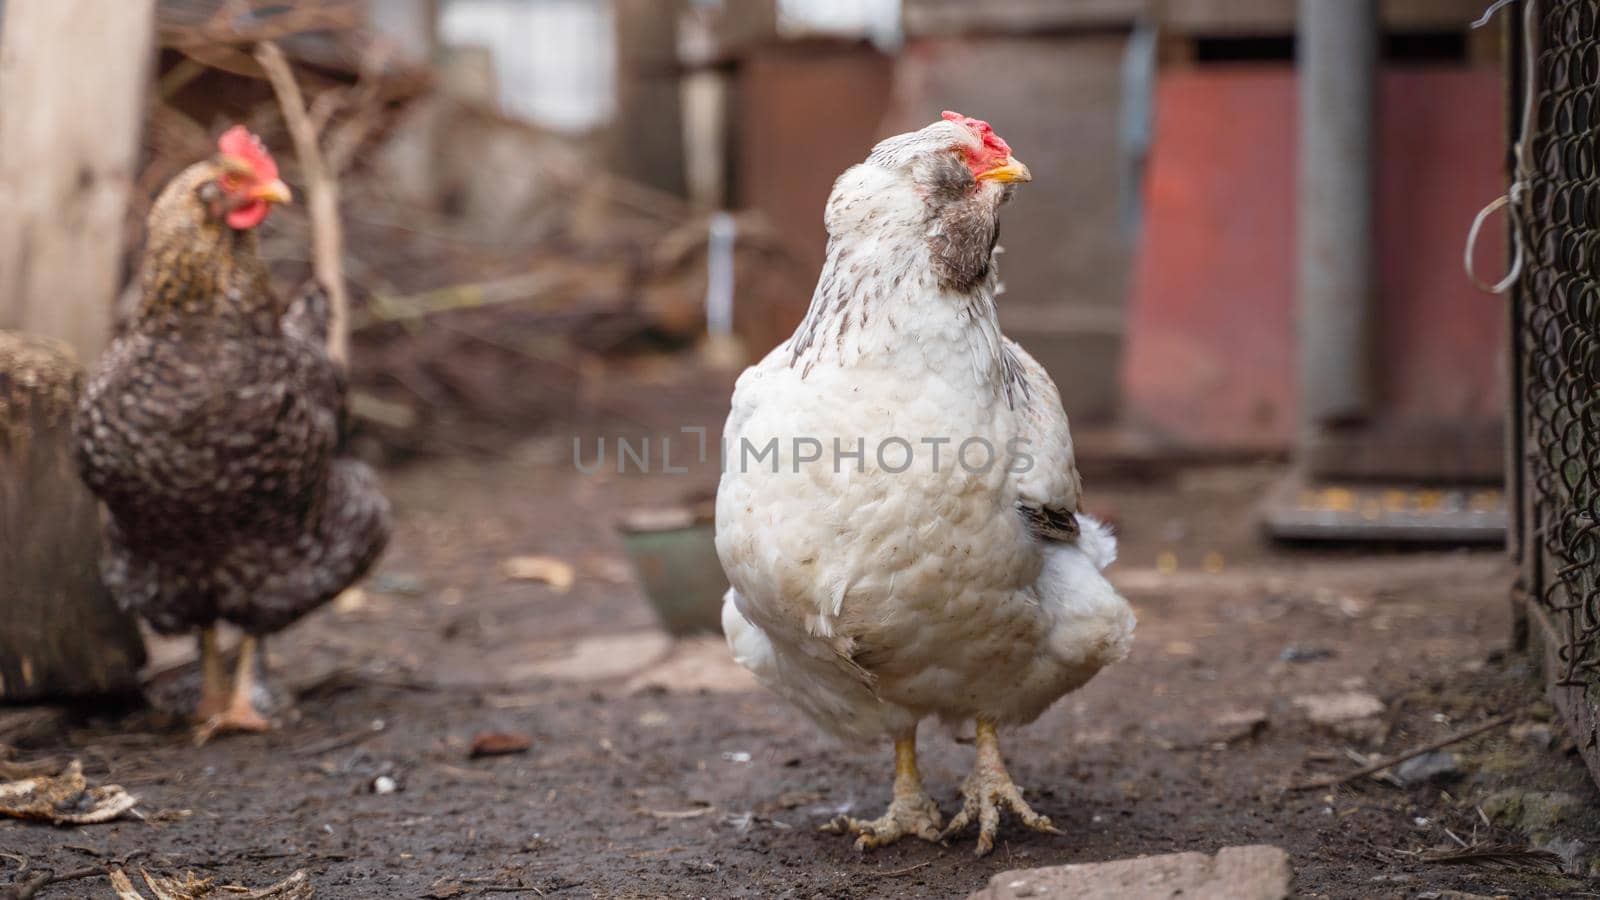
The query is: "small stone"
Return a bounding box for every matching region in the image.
[1293,691,1385,724]
[333,588,368,613]
[1538,836,1585,874]
[1511,722,1556,750]
[968,845,1290,899]
[1396,751,1461,786]
[1293,691,1385,741]
[369,572,426,596]
[1279,645,1335,664]
[508,631,673,683]
[372,775,398,795]
[501,555,575,591]
[1481,788,1581,832]
[1163,640,1196,657]
[469,732,533,758]
[1528,793,1582,830]
[1206,707,1269,745]
[776,790,823,810]
[623,635,759,695]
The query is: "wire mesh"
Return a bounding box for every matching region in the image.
[1523,0,1600,688]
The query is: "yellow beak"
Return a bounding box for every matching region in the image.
[254,179,293,205]
[977,156,1032,184]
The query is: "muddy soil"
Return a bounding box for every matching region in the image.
[4,374,1597,899]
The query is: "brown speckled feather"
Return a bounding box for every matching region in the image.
[74,160,389,635]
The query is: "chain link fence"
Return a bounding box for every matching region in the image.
[1517,0,1600,774]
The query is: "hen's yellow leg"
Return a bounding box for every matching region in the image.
[823,728,943,850]
[194,635,271,744]
[940,719,1060,856]
[193,626,231,722]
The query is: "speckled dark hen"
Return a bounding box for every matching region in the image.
[73,128,388,732]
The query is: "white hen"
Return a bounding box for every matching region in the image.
[716,113,1134,855]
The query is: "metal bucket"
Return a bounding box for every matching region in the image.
[618,507,726,636]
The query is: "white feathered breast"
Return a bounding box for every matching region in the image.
[716,149,1133,743]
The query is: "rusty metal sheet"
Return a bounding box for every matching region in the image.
[1122,66,1507,454]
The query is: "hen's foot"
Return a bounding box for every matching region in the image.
[193,700,271,745]
[191,694,232,725]
[940,720,1060,856]
[823,789,944,850]
[193,635,274,745]
[821,730,943,850]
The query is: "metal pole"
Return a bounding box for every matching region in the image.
[1296,0,1379,429]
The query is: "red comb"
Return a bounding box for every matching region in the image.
[942,110,1011,159]
[217,125,279,182]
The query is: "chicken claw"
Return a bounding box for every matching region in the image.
[193,702,271,746]
[824,791,944,850]
[940,720,1060,856]
[822,732,943,850]
[193,635,274,745]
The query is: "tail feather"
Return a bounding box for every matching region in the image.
[1073,514,1117,571]
[216,460,390,633]
[721,588,914,743]
[722,589,778,679]
[284,279,331,348]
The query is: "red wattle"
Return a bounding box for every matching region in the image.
[227,200,269,230]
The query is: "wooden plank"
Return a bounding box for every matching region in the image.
[1505,0,1531,653]
[0,0,156,363]
[1162,0,1500,34]
[1301,420,1505,482]
[907,0,1491,36]
[1123,68,1506,453]
[1260,472,1506,543]
[887,34,1133,423]
[903,0,1151,36]
[1530,602,1600,791]
[0,332,146,701]
[610,0,688,198]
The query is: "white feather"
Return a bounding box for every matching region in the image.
[716,129,1134,745]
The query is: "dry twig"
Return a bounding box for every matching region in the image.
[872,862,932,877]
[292,721,385,758]
[359,270,587,328]
[254,40,351,367]
[0,866,104,900]
[1288,713,1515,791]
[325,41,395,177]
[1420,843,1564,872]
[160,3,360,50]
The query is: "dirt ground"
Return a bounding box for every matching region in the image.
[4,368,1599,899]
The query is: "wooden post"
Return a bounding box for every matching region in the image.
[0,0,157,362]
[0,332,146,701]
[612,0,688,197]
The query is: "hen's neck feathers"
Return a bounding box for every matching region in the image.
[788,164,1011,400]
[133,161,281,336]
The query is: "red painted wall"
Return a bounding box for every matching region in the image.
[1123,67,1508,451]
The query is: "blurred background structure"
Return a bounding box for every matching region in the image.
[0,0,1521,692]
[0,0,1513,465]
[11,4,1600,895]
[0,0,1525,690]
